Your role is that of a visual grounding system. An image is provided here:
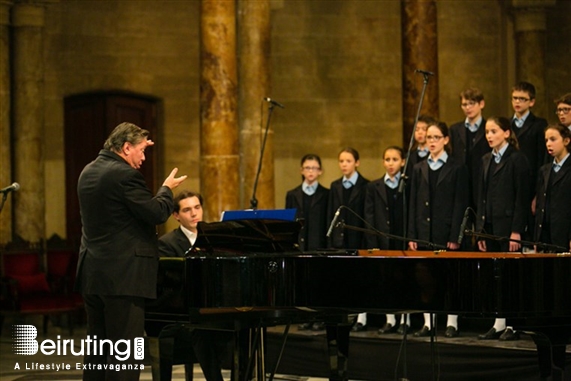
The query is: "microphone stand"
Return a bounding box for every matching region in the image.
[399,70,433,247]
[399,69,433,381]
[464,230,568,253]
[250,102,278,209]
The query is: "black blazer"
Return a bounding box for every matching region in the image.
[327,174,370,249]
[404,150,428,182]
[511,112,549,195]
[476,146,531,238]
[364,178,407,250]
[407,157,469,246]
[534,159,571,251]
[285,184,329,251]
[76,149,174,299]
[449,120,491,207]
[159,227,192,257]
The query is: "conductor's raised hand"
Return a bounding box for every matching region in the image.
[163,168,187,190]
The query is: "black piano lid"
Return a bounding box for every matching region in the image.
[189,219,303,255]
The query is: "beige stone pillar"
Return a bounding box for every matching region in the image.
[0,1,13,245]
[510,0,555,118]
[401,0,439,149]
[200,0,240,222]
[238,0,274,210]
[12,2,45,243]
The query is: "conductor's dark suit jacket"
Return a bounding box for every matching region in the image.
[407,157,469,246]
[76,149,174,299]
[159,227,191,257]
[475,146,531,238]
[534,159,571,251]
[285,184,329,251]
[363,178,407,250]
[327,174,370,249]
[449,120,491,207]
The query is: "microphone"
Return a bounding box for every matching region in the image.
[457,208,470,245]
[415,69,434,76]
[326,208,342,237]
[263,97,285,109]
[0,182,20,194]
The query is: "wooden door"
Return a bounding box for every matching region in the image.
[64,92,159,249]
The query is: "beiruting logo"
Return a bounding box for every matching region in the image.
[11,325,145,372]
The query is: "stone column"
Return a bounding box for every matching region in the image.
[12,2,45,243]
[0,1,13,244]
[200,0,240,222]
[238,0,274,209]
[511,0,555,118]
[401,0,439,149]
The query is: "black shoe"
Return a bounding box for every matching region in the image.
[499,328,520,341]
[351,323,367,332]
[478,327,503,340]
[396,324,410,335]
[444,326,458,338]
[311,322,325,331]
[298,322,312,331]
[378,323,396,334]
[413,326,431,337]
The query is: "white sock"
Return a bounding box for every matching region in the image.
[423,313,433,328]
[386,314,396,325]
[400,313,411,326]
[446,314,458,328]
[357,312,367,325]
[493,318,506,331]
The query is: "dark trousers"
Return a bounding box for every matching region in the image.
[83,294,145,381]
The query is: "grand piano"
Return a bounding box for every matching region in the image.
[145,219,571,381]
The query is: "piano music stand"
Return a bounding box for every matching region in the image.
[221,208,297,222]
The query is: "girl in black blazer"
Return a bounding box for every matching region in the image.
[408,121,469,338]
[476,116,531,341]
[476,116,531,253]
[408,122,469,251]
[285,154,329,251]
[327,147,370,250]
[327,147,369,331]
[534,124,571,252]
[365,146,411,334]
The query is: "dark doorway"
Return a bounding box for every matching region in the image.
[64,92,160,250]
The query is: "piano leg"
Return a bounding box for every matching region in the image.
[325,322,352,381]
[528,328,570,381]
[232,327,264,381]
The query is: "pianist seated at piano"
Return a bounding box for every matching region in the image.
[151,190,229,381]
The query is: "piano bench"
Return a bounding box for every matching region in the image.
[147,324,197,381]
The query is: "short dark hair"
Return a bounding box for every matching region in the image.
[417,115,437,126]
[173,190,203,213]
[383,146,404,159]
[554,93,571,106]
[338,147,360,161]
[512,81,536,100]
[301,154,322,168]
[460,87,484,103]
[103,122,149,153]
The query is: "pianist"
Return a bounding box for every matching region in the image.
[157,190,228,381]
